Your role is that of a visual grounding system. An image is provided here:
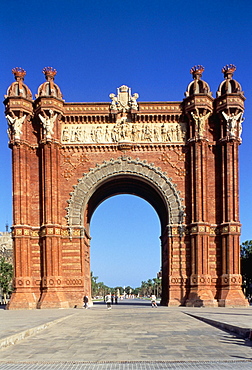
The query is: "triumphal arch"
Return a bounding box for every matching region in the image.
[4,64,248,309]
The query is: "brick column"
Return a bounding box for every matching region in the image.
[4,95,40,309]
[9,143,41,309]
[214,71,248,306]
[186,139,217,306]
[217,139,248,306]
[37,141,69,308]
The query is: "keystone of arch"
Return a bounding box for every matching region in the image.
[66,156,184,227]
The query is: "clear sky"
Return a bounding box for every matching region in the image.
[0,0,252,288]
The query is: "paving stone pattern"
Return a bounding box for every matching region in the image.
[1,360,252,370]
[0,302,251,369]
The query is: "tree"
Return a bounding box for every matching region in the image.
[147,279,153,296]
[0,258,13,304]
[140,281,148,297]
[91,271,99,297]
[241,240,252,297]
[124,286,133,295]
[152,277,161,298]
[114,286,123,295]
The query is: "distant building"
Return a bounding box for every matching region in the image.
[0,231,13,264]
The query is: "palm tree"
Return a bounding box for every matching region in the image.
[152,277,161,298]
[140,280,148,297]
[91,271,98,297]
[147,279,153,296]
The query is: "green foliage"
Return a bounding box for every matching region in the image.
[241,240,252,259]
[90,271,98,297]
[139,277,161,297]
[90,272,161,298]
[0,258,13,294]
[90,271,111,297]
[124,285,133,294]
[241,240,252,296]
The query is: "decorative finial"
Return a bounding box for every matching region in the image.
[12,67,26,80]
[43,67,57,80]
[190,65,205,80]
[222,64,236,79]
[119,85,129,93]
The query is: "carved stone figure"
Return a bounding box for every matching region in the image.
[6,114,26,140]
[109,85,139,112]
[111,125,119,142]
[109,93,118,110]
[161,124,167,141]
[176,124,182,142]
[153,125,160,142]
[95,126,103,142]
[130,93,139,110]
[222,111,244,138]
[73,126,83,142]
[105,125,110,142]
[131,124,139,142]
[144,125,152,141]
[62,126,70,142]
[191,109,210,137]
[39,109,57,139]
[167,127,173,142]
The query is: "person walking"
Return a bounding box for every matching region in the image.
[151,294,157,308]
[83,295,89,309]
[105,293,112,309]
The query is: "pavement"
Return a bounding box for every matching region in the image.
[0,299,251,369]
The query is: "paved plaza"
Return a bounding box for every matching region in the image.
[0,300,251,369]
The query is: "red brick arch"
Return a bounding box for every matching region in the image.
[4,67,248,309]
[67,156,185,230]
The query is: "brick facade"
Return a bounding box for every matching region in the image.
[4,65,248,309]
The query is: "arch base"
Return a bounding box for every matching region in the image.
[218,289,249,307]
[37,290,70,309]
[185,289,218,308]
[7,291,39,310]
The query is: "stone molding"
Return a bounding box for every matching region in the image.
[66,156,185,227]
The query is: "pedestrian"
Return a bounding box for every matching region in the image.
[83,295,89,309]
[151,294,157,308]
[111,295,114,304]
[105,293,112,309]
[115,295,118,304]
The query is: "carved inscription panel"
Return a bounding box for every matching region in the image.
[61,121,187,144]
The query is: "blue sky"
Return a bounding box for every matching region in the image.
[0,0,252,287]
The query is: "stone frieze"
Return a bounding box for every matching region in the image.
[61,121,187,144]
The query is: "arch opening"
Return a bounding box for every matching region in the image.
[90,194,161,290]
[86,174,168,233]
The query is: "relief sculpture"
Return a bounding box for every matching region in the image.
[61,121,187,144]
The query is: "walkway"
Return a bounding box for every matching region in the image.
[0,300,251,369]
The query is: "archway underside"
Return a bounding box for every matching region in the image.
[86,175,168,232]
